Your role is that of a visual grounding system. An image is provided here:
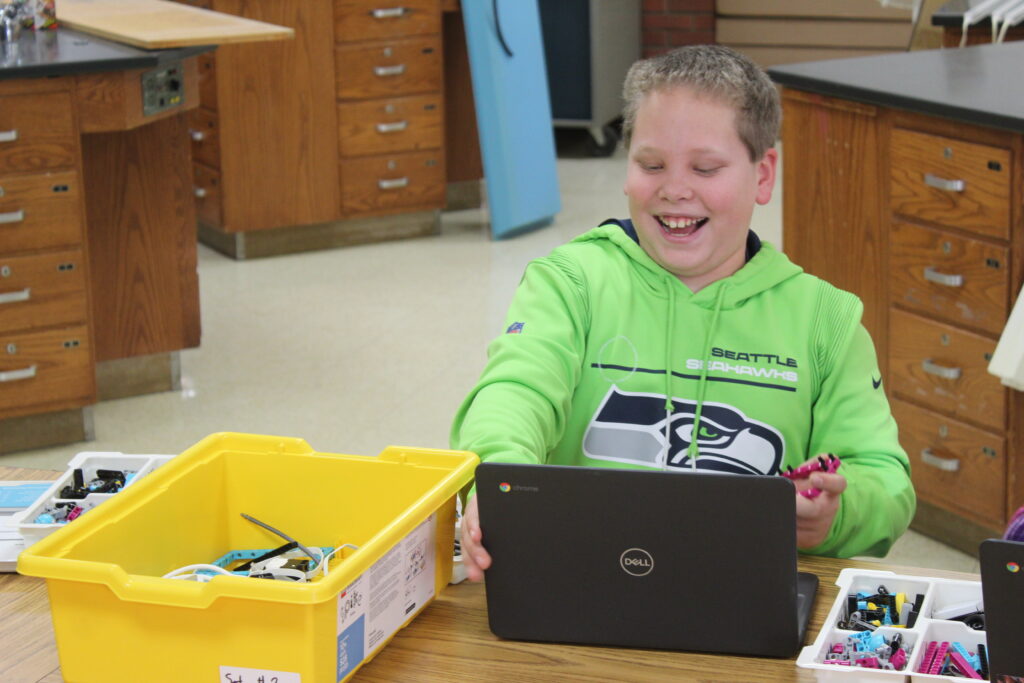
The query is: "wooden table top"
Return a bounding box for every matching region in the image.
[0,466,976,682]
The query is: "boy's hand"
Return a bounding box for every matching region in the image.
[793,457,847,549]
[460,494,492,582]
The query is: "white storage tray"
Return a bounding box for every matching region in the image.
[797,568,988,682]
[12,452,173,548]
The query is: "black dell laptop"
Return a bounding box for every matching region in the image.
[475,463,818,657]
[980,539,1024,681]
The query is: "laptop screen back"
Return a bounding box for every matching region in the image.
[981,539,1024,680]
[476,463,812,657]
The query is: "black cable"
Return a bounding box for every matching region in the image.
[493,0,514,57]
[240,512,317,564]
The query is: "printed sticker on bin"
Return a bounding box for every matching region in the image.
[336,514,436,681]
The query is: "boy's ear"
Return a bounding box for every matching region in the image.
[755,148,778,206]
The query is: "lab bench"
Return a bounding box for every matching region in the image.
[171,0,483,259]
[0,27,210,452]
[769,42,1024,556]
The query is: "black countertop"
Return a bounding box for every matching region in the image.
[0,27,213,80]
[767,42,1024,134]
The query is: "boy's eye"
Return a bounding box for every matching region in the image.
[694,167,720,176]
[639,162,662,172]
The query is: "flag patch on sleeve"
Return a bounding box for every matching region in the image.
[506,322,525,334]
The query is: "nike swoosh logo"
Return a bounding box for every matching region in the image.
[872,376,882,389]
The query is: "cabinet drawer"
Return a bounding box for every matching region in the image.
[0,171,84,252]
[890,127,1011,239]
[336,0,440,42]
[188,108,220,170]
[338,94,443,157]
[892,399,1005,527]
[0,249,88,334]
[192,163,223,228]
[336,37,442,100]
[0,92,78,175]
[0,324,94,415]
[197,52,218,111]
[340,150,444,215]
[890,222,1009,336]
[889,309,1004,431]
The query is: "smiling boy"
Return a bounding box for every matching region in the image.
[452,45,915,581]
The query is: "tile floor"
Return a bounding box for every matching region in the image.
[3,134,978,573]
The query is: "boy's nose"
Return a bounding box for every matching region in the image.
[658,174,694,202]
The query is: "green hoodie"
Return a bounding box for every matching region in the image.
[452,222,915,558]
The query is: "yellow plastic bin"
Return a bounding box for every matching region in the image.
[18,433,478,683]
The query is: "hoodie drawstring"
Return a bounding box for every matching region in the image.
[662,280,728,470]
[686,283,728,467]
[662,282,676,469]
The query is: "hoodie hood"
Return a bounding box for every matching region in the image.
[570,219,804,309]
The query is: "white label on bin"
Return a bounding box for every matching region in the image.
[336,513,437,681]
[219,665,301,683]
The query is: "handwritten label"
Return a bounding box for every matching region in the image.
[219,666,301,683]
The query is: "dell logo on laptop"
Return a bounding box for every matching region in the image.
[619,548,654,576]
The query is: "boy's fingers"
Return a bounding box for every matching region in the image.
[810,473,847,494]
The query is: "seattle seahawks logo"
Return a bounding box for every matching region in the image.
[582,386,784,474]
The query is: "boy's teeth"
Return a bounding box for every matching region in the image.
[659,216,702,229]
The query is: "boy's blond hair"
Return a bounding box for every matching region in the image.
[622,45,780,162]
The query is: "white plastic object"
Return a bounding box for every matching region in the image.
[796,568,987,683]
[12,452,173,549]
[988,284,1024,391]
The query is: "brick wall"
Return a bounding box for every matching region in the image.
[642,0,716,57]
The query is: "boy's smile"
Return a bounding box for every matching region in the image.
[624,86,777,292]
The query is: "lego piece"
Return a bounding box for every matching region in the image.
[951,641,981,671]
[929,642,950,675]
[919,641,939,674]
[948,650,983,679]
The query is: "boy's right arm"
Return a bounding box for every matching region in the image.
[451,258,588,580]
[450,258,588,473]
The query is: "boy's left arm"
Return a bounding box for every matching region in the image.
[802,323,916,558]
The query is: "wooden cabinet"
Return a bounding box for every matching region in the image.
[781,91,1024,552]
[1,49,203,451]
[184,0,469,259]
[0,80,96,420]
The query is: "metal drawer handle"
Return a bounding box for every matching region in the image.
[0,364,36,383]
[378,177,409,190]
[372,7,407,19]
[922,358,962,380]
[0,129,17,143]
[374,64,406,77]
[923,173,965,192]
[0,287,30,304]
[921,448,960,472]
[376,121,408,133]
[189,129,205,142]
[923,266,964,287]
[194,187,207,198]
[0,209,24,224]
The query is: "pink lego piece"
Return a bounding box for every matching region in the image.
[918,641,939,674]
[929,643,950,675]
[948,651,982,679]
